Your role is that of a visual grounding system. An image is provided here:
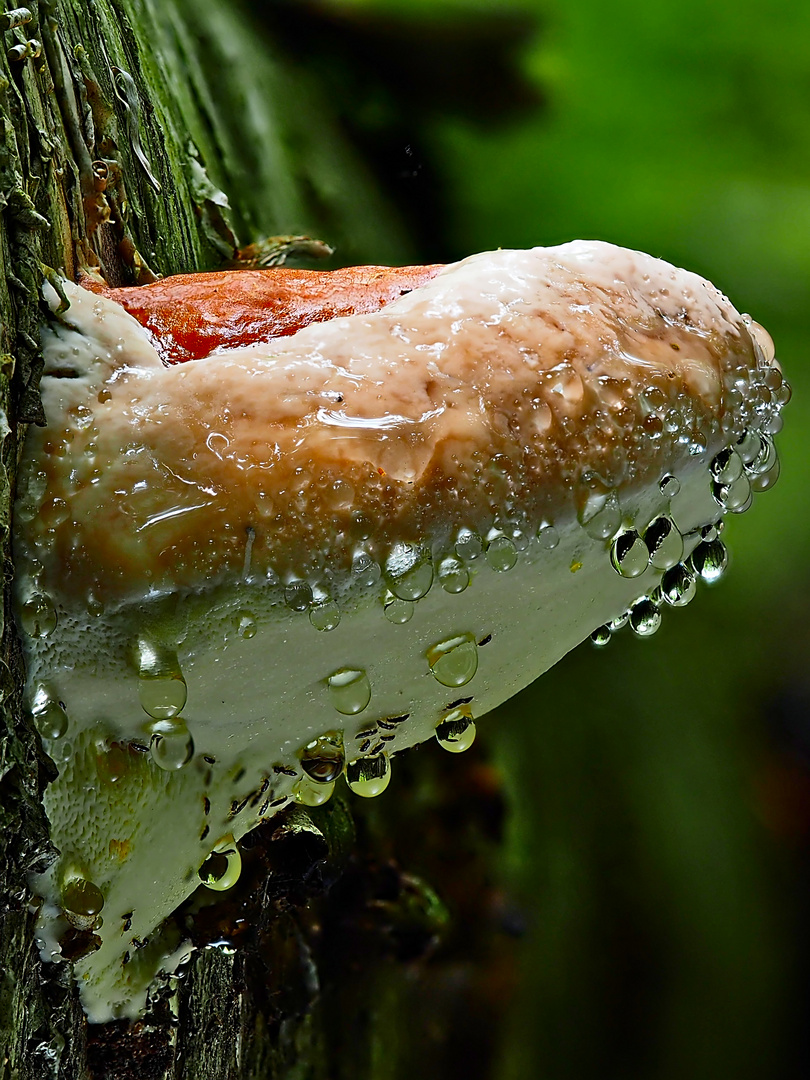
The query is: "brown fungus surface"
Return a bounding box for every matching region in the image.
[19,242,760,608]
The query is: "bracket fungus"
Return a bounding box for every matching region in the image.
[14,240,788,1021]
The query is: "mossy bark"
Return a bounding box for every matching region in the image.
[0,3,511,1077]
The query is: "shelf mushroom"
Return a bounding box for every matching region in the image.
[15,240,788,1021]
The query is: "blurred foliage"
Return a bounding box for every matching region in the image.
[274,1,810,1076]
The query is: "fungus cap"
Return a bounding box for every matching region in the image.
[15,240,787,1021]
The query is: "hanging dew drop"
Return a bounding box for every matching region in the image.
[735,429,761,465]
[536,524,560,550]
[750,456,780,492]
[486,534,517,572]
[62,877,104,918]
[773,381,792,409]
[435,705,476,753]
[746,434,779,479]
[629,599,661,637]
[310,600,341,632]
[438,556,470,594]
[20,592,57,638]
[427,633,479,688]
[644,516,684,571]
[150,721,194,771]
[30,685,68,740]
[327,668,371,714]
[384,542,433,600]
[659,474,681,498]
[690,540,728,584]
[578,489,622,540]
[590,625,612,647]
[701,521,723,542]
[285,580,313,611]
[301,733,344,783]
[352,550,381,587]
[762,412,783,436]
[712,471,752,512]
[346,753,391,798]
[661,564,697,607]
[294,776,335,807]
[137,638,187,720]
[384,595,414,624]
[610,530,650,578]
[198,836,241,892]
[455,527,484,560]
[710,447,744,484]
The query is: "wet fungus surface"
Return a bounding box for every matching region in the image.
[14,240,788,1021]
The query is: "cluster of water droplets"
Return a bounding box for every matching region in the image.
[136,637,194,772]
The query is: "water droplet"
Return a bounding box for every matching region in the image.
[690,539,728,584]
[578,489,622,540]
[629,599,661,637]
[435,705,476,753]
[536,524,560,549]
[30,685,68,739]
[659,474,681,497]
[701,520,724,542]
[590,625,612,647]
[39,497,69,529]
[710,447,744,484]
[198,837,241,891]
[137,638,187,719]
[427,633,479,688]
[327,668,371,714]
[773,381,792,409]
[608,611,629,631]
[486,534,517,572]
[763,366,783,392]
[688,431,708,455]
[438,553,471,596]
[455,527,484,561]
[384,595,414,624]
[19,592,57,638]
[285,580,313,611]
[735,429,760,465]
[352,549,381,587]
[661,564,697,607]
[746,433,778,476]
[310,600,341,632]
[301,733,344,783]
[150,720,194,771]
[762,412,783,436]
[329,479,355,509]
[610,530,649,578]
[238,612,257,639]
[750,454,780,492]
[712,470,752,512]
[384,542,433,600]
[62,877,104,917]
[644,516,684,571]
[346,753,391,798]
[294,775,335,806]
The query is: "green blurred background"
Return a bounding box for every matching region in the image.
[263,2,810,1075]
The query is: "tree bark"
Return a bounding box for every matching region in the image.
[0,3,512,1077]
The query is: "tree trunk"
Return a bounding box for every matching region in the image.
[0,3,513,1077]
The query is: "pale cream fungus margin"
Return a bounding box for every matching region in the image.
[13,241,788,1022]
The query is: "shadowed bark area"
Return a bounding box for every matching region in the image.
[0,2,523,1076]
